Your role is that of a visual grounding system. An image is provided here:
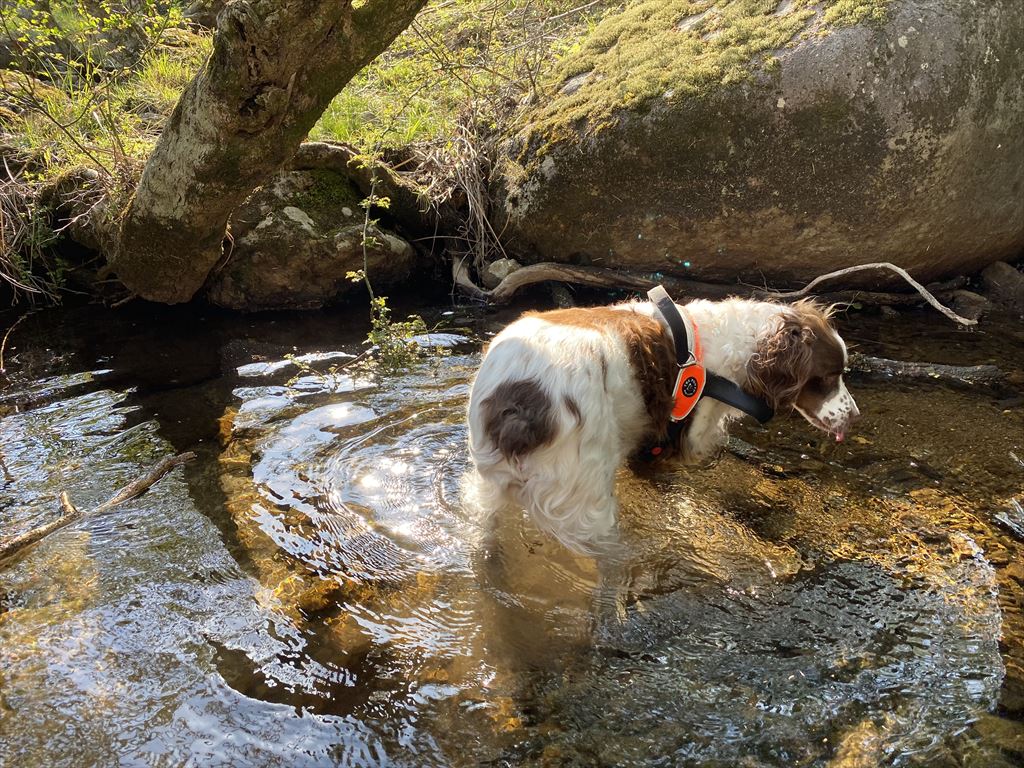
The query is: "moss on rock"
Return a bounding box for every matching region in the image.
[519,0,892,148]
[494,0,1024,285]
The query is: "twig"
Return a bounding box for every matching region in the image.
[847,354,1005,386]
[762,262,977,327]
[455,260,972,323]
[544,0,605,24]
[0,452,196,564]
[109,293,137,309]
[0,312,31,374]
[92,452,197,514]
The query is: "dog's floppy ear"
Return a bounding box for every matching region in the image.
[747,314,816,411]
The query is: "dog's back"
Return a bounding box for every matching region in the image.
[466,308,665,550]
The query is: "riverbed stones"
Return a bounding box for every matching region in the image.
[205,169,415,311]
[980,262,1024,314]
[481,257,522,289]
[493,0,1024,286]
[950,290,993,323]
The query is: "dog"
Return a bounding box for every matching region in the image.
[464,294,860,554]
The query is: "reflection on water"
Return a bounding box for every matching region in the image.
[0,301,1022,767]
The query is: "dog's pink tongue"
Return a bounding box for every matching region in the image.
[836,431,845,443]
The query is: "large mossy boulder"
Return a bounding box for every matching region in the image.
[205,169,415,311]
[494,0,1024,285]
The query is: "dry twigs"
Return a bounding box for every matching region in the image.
[456,259,976,327]
[0,451,196,564]
[760,262,977,327]
[0,311,31,374]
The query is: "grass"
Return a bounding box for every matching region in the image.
[1,30,212,179]
[310,0,618,153]
[0,2,209,303]
[311,55,452,149]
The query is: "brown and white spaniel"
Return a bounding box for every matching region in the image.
[465,296,860,553]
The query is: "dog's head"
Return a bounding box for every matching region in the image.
[747,300,860,441]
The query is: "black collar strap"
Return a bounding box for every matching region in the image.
[648,285,694,366]
[704,371,774,424]
[647,286,774,425]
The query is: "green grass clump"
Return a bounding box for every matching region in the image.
[311,54,454,149]
[130,42,210,116]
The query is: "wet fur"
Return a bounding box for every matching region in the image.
[465,297,859,553]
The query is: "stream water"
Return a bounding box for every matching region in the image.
[0,298,1022,767]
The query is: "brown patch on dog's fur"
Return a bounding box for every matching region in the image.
[747,300,845,411]
[527,307,676,442]
[481,379,556,460]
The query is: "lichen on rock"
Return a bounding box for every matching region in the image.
[205,169,415,311]
[523,0,892,149]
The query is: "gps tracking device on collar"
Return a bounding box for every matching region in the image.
[647,285,774,427]
[647,285,706,423]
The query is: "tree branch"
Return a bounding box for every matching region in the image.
[847,354,1005,386]
[112,0,429,303]
[453,260,968,320]
[0,451,196,564]
[761,262,977,327]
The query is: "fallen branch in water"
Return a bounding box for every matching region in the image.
[453,260,967,319]
[0,452,196,564]
[848,354,1005,386]
[761,262,977,327]
[453,259,663,302]
[0,312,31,376]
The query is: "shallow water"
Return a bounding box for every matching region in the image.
[0,299,1022,767]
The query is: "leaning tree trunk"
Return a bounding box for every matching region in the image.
[110,0,427,303]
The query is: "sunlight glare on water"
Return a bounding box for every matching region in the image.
[0,303,1021,767]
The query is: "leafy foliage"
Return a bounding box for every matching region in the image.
[365,295,439,371]
[0,1,208,303]
[310,0,616,153]
[1,2,210,177]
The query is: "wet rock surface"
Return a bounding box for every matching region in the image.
[981,262,1024,315]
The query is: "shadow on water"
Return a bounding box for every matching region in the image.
[0,299,1022,767]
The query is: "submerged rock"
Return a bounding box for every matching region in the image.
[980,261,1024,314]
[950,289,993,322]
[205,169,415,311]
[494,0,1024,286]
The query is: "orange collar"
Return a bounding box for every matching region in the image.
[669,314,706,422]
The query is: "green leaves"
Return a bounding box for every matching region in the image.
[1,1,208,176]
[365,295,445,373]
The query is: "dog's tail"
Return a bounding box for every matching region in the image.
[479,379,556,461]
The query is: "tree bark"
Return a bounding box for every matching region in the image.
[110,0,428,303]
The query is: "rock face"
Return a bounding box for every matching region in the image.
[494,0,1024,286]
[205,169,415,311]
